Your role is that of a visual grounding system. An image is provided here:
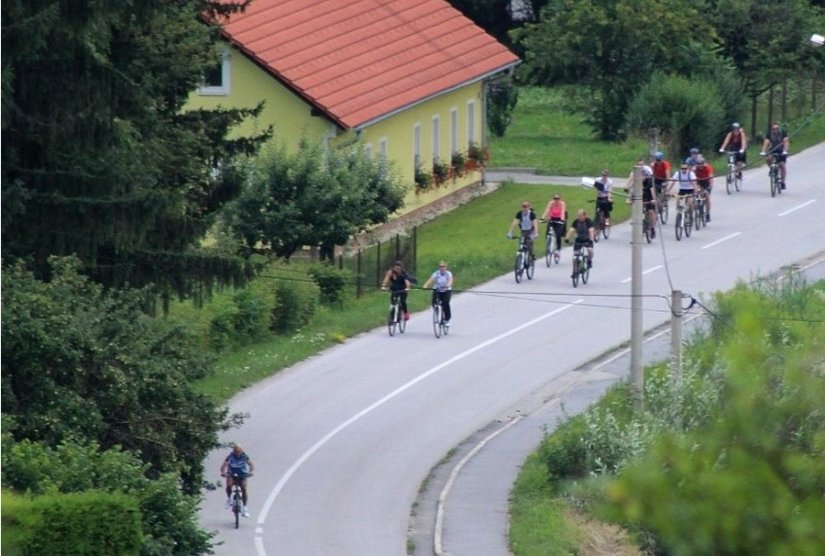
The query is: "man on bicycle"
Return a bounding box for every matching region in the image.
[651,152,671,197]
[221,444,255,518]
[565,209,595,273]
[718,122,748,179]
[668,163,697,212]
[693,156,714,222]
[422,261,453,327]
[760,122,790,190]
[542,193,567,258]
[684,147,702,170]
[593,170,613,226]
[507,201,538,260]
[381,260,412,321]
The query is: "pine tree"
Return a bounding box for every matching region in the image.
[1,0,270,297]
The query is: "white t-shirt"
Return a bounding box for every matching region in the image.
[672,169,696,192]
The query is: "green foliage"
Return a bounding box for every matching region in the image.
[9,490,143,556]
[488,80,519,137]
[272,279,320,333]
[537,416,589,481]
[1,436,211,555]
[308,264,351,306]
[226,141,406,261]
[1,0,269,297]
[625,72,726,159]
[1,257,228,494]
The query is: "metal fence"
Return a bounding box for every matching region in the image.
[335,227,418,298]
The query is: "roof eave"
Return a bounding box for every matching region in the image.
[351,60,521,131]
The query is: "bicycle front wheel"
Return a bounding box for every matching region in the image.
[545,234,555,267]
[602,222,610,240]
[685,210,693,237]
[675,213,683,241]
[726,165,733,195]
[234,496,241,529]
[659,196,669,224]
[571,258,580,287]
[770,168,777,197]
[526,255,535,279]
[582,260,590,284]
[387,307,397,337]
[734,171,742,192]
[514,254,523,283]
[644,219,651,243]
[432,304,441,338]
[399,310,407,333]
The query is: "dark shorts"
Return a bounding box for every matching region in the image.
[733,151,747,164]
[698,180,712,192]
[769,153,788,163]
[573,239,593,249]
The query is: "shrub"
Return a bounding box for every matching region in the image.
[232,289,270,341]
[209,306,239,352]
[272,279,319,333]
[308,264,350,306]
[538,415,589,482]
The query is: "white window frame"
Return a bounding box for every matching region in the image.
[379,137,389,164]
[432,115,441,163]
[198,47,231,96]
[413,123,422,169]
[467,100,476,147]
[364,143,373,159]
[450,108,459,155]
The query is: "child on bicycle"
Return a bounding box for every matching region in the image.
[422,261,453,326]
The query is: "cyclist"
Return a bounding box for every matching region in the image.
[638,161,657,238]
[651,151,671,197]
[684,147,702,169]
[381,260,412,321]
[422,261,453,327]
[593,170,613,226]
[693,156,715,222]
[760,122,790,190]
[542,193,567,257]
[718,122,748,179]
[221,444,255,518]
[507,201,538,260]
[565,209,595,274]
[668,162,697,213]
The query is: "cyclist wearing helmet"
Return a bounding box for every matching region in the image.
[693,156,715,222]
[593,170,614,226]
[760,122,790,190]
[684,147,702,169]
[651,152,671,195]
[718,122,748,179]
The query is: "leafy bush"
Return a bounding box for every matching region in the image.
[488,80,519,138]
[537,415,588,481]
[272,279,319,333]
[308,264,350,306]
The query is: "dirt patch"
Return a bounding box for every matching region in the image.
[566,508,646,556]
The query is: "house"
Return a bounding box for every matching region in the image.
[187,0,520,216]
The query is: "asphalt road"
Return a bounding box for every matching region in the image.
[199,143,825,556]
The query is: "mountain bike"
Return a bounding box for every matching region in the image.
[387,290,407,336]
[431,291,449,338]
[542,218,562,266]
[673,194,693,241]
[570,242,590,287]
[724,151,742,194]
[226,472,251,529]
[512,233,535,283]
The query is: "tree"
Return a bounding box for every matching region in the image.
[514,0,715,140]
[1,257,233,494]
[226,141,406,261]
[1,0,270,298]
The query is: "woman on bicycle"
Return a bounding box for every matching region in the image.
[542,193,567,255]
[718,122,748,179]
[381,261,412,321]
[422,261,453,327]
[593,170,613,226]
[221,444,255,518]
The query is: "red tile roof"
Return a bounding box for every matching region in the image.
[215,0,520,130]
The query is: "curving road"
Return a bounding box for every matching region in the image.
[200,144,825,556]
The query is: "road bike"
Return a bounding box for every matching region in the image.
[673,194,693,241]
[387,291,407,337]
[724,151,742,195]
[431,290,449,338]
[570,242,590,287]
[541,219,562,266]
[225,472,251,529]
[512,233,535,283]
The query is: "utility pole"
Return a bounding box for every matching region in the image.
[630,165,644,408]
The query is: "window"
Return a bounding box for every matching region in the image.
[379,138,388,163]
[450,108,459,154]
[413,123,421,168]
[432,116,441,163]
[467,100,476,147]
[198,48,230,96]
[364,143,373,159]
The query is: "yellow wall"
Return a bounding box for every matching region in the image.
[186,45,486,216]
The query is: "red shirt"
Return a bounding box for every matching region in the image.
[652,160,671,180]
[694,163,714,181]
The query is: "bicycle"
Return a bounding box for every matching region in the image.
[511,233,535,283]
[226,472,251,529]
[694,189,707,230]
[570,242,590,287]
[765,153,783,198]
[724,151,742,195]
[673,194,693,241]
[431,290,449,338]
[642,202,657,243]
[656,186,669,224]
[386,290,407,337]
[541,218,562,266]
[592,199,611,241]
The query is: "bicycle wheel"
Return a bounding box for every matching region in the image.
[526,254,535,279]
[602,221,610,240]
[387,306,397,337]
[770,167,777,197]
[233,494,241,529]
[399,309,406,333]
[593,216,601,243]
[726,165,733,195]
[571,258,580,287]
[432,304,441,339]
[675,212,683,241]
[514,253,523,283]
[582,259,590,284]
[659,195,669,224]
[734,170,742,192]
[644,218,651,244]
[545,233,554,267]
[694,205,702,231]
[684,209,693,238]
